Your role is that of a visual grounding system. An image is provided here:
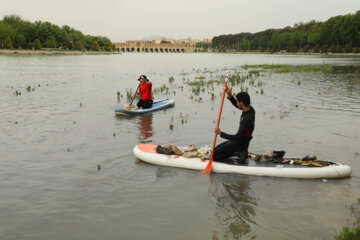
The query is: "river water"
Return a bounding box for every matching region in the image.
[0,53,359,240]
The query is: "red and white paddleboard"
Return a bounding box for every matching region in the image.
[133,144,352,179]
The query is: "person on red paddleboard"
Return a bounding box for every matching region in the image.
[214,87,255,164]
[136,75,153,109]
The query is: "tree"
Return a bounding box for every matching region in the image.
[330,44,337,53]
[313,45,320,53]
[344,43,352,53]
[104,42,112,51]
[44,36,57,48]
[34,38,41,49]
[92,41,100,51]
[336,45,343,53]
[4,36,12,48]
[112,43,116,51]
[320,45,328,53]
[75,40,83,50]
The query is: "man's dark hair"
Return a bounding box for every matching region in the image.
[235,92,250,106]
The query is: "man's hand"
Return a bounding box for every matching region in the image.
[225,86,232,98]
[215,127,221,135]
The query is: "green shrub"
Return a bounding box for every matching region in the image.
[336,45,343,53]
[330,44,337,53]
[92,41,100,51]
[313,45,320,53]
[344,43,352,53]
[335,226,360,240]
[4,36,12,49]
[34,39,41,50]
[104,42,112,52]
[320,45,328,53]
[75,40,83,50]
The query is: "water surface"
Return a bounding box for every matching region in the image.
[1,53,359,240]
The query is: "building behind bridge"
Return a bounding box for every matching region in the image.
[114,37,211,53]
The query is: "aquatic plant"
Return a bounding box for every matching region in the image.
[97,164,101,171]
[169,124,173,130]
[335,199,360,240]
[126,88,133,101]
[169,76,175,83]
[242,64,333,73]
[249,70,260,76]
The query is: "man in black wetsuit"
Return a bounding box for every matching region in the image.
[213,87,255,164]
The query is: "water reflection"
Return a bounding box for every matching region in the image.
[137,114,153,143]
[208,175,257,240]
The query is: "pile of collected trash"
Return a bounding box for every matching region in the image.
[156,144,210,160]
[250,150,334,167]
[124,105,136,110]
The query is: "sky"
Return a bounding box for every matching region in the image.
[1,0,360,42]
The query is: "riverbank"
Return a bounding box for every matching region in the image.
[0,49,120,55]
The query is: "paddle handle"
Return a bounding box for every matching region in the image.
[203,74,228,174]
[130,84,140,105]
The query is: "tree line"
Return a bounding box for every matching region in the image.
[212,10,360,53]
[0,15,115,51]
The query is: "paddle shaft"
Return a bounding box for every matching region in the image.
[130,84,140,105]
[203,74,228,174]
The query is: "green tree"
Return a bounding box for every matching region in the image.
[4,36,12,48]
[330,44,337,53]
[92,41,100,51]
[44,36,57,48]
[313,45,320,53]
[320,45,328,53]
[74,40,83,50]
[34,38,41,49]
[344,43,352,53]
[112,43,116,51]
[104,42,112,51]
[336,45,343,53]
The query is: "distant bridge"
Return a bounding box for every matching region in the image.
[114,41,196,53]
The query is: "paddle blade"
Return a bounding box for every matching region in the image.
[202,159,213,175]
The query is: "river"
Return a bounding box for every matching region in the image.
[0,53,359,240]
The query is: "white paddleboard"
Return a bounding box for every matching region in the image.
[115,99,175,115]
[133,144,352,179]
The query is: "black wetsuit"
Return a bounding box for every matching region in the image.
[213,96,255,163]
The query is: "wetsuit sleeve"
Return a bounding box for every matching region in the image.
[228,95,240,109]
[220,113,253,141]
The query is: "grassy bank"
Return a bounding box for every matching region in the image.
[243,64,340,73]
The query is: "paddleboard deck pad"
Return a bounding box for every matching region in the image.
[133,144,352,179]
[115,99,175,115]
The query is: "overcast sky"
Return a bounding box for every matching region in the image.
[1,0,359,42]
